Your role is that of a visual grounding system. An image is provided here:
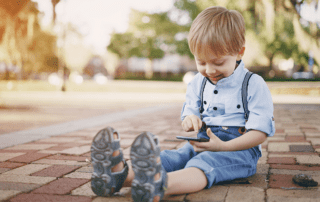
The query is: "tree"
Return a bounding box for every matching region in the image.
[108,9,182,78]
[172,0,319,72]
[0,0,58,79]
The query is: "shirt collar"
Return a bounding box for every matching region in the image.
[215,60,247,87]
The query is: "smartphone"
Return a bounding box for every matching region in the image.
[176,136,209,142]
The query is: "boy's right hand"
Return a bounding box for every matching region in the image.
[182,115,202,132]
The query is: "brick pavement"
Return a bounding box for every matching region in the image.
[0,104,320,201]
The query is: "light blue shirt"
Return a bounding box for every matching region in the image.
[181,61,275,138]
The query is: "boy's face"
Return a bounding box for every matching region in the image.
[195,47,245,84]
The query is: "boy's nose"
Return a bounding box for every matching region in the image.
[206,65,216,74]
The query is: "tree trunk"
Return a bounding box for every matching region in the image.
[145,58,153,79]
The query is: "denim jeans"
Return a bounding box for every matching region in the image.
[160,126,261,188]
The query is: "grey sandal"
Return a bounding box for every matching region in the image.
[130,132,168,202]
[91,127,129,196]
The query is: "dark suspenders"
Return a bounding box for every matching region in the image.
[199,71,254,128]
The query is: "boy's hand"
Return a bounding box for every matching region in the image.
[182,115,202,132]
[190,128,226,152]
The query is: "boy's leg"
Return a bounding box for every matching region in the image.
[165,167,207,195]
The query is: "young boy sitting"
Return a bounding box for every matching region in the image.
[90,6,275,202]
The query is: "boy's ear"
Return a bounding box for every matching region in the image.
[236,46,245,61]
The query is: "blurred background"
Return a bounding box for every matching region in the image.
[0,0,320,135]
[0,0,319,89]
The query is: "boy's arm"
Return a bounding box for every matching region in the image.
[191,128,267,152]
[181,73,203,123]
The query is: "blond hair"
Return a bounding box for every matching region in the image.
[188,6,245,59]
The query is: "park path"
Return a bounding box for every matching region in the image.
[0,103,320,201]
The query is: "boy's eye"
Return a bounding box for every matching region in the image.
[198,62,206,66]
[215,62,224,66]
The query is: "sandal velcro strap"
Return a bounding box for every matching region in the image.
[110,151,123,167]
[154,168,168,198]
[114,160,129,192]
[111,140,121,151]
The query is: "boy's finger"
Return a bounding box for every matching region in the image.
[191,118,199,132]
[198,118,203,130]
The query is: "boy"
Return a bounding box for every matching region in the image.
[90,6,275,202]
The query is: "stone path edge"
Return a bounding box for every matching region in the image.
[0,103,179,149]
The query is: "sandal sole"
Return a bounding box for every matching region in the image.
[91,127,118,196]
[130,132,160,202]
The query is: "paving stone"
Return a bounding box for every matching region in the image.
[33,159,88,166]
[270,164,320,171]
[225,186,265,202]
[122,147,130,160]
[222,174,268,189]
[0,181,41,192]
[46,154,88,162]
[5,144,57,150]
[185,185,228,201]
[71,182,95,196]
[306,138,320,145]
[305,132,320,137]
[268,157,296,164]
[285,136,307,142]
[0,167,10,173]
[42,146,74,151]
[59,146,91,155]
[75,140,92,144]
[31,165,80,177]
[163,193,186,201]
[38,137,84,143]
[0,190,22,201]
[32,178,89,195]
[0,174,56,184]
[267,188,320,201]
[269,174,302,189]
[268,136,286,142]
[286,132,305,136]
[269,152,318,158]
[289,145,315,152]
[268,142,310,152]
[76,166,93,173]
[10,193,92,202]
[64,172,92,179]
[93,196,132,202]
[8,152,51,163]
[0,162,25,169]
[0,149,37,154]
[258,151,267,164]
[39,150,60,154]
[270,169,320,176]
[0,153,25,161]
[256,164,269,175]
[276,129,285,133]
[296,155,320,164]
[1,164,51,175]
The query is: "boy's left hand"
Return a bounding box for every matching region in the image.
[190,128,226,152]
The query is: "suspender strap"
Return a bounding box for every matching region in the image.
[199,71,253,123]
[242,71,254,121]
[199,77,207,120]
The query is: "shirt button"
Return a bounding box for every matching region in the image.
[213,107,217,110]
[204,101,207,104]
[214,90,218,94]
[237,104,241,109]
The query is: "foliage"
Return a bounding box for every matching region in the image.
[108,9,183,60]
[0,1,58,79]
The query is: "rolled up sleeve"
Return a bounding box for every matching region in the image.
[245,75,275,137]
[181,74,203,121]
